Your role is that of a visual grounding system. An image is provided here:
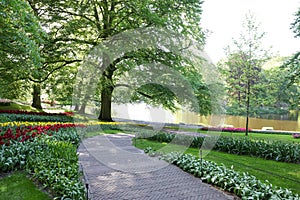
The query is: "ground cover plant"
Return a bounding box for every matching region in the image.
[136,131,300,163]
[135,139,300,194]
[159,152,299,200]
[0,113,73,123]
[0,114,86,199]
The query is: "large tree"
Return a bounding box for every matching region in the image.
[263,57,300,112]
[0,0,81,109]
[25,0,84,109]
[28,0,213,121]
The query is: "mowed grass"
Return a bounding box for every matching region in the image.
[0,172,51,200]
[134,139,300,195]
[0,102,40,112]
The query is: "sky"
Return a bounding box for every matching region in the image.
[201,0,300,63]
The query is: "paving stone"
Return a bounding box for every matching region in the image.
[78,134,236,200]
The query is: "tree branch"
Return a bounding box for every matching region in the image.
[114,84,153,99]
[53,38,97,46]
[29,59,82,83]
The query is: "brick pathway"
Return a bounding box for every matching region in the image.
[78,134,235,200]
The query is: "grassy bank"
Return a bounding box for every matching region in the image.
[134,138,300,194]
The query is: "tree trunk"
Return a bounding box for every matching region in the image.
[32,84,42,109]
[245,80,251,136]
[98,86,114,121]
[78,104,86,114]
[74,104,79,111]
[98,53,116,122]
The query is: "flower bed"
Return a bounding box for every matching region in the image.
[0,124,85,146]
[159,152,299,200]
[0,110,73,116]
[293,133,300,139]
[137,131,300,163]
[0,113,73,122]
[201,126,252,132]
[0,126,85,199]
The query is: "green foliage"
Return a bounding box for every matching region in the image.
[282,7,300,84]
[135,139,300,194]
[262,58,300,111]
[219,12,272,116]
[27,140,84,199]
[0,128,85,199]
[160,152,299,199]
[137,131,300,163]
[0,0,43,99]
[34,0,211,117]
[0,113,73,122]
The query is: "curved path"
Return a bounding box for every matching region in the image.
[78,134,236,200]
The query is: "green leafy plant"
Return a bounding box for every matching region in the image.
[0,113,73,122]
[160,152,299,199]
[138,132,300,163]
[0,127,85,199]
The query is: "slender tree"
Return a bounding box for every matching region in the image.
[219,12,271,135]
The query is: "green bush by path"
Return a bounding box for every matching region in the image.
[160,152,299,200]
[0,128,85,199]
[135,139,300,194]
[136,132,300,163]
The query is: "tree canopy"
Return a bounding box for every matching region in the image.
[219,13,271,117]
[283,7,300,84]
[0,0,218,121]
[0,0,43,99]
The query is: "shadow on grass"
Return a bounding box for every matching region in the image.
[0,171,51,200]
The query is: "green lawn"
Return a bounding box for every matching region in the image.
[0,172,51,200]
[0,102,40,112]
[134,139,300,195]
